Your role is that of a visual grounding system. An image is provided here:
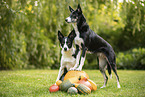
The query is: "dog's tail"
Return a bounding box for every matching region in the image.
[107,62,112,78]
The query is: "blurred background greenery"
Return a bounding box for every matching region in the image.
[0,0,145,70]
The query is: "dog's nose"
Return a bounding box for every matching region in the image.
[64,48,67,51]
[65,19,68,22]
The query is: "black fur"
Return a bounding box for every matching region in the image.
[66,4,120,88]
[68,5,116,68]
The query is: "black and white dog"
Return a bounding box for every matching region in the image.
[55,30,76,84]
[65,4,121,88]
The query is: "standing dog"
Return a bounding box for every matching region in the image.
[65,4,121,88]
[55,30,76,83]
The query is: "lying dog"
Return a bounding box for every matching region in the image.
[65,4,121,88]
[55,30,76,83]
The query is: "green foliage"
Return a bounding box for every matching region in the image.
[0,0,17,69]
[114,0,145,51]
[117,48,145,69]
[0,0,145,70]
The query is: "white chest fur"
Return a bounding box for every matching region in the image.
[61,48,75,62]
[72,24,84,48]
[61,48,76,69]
[74,32,84,48]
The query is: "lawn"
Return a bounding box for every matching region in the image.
[0,70,145,97]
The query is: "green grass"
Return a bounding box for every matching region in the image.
[0,70,145,97]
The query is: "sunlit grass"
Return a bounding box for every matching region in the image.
[0,70,144,97]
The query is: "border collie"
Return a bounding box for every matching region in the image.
[65,4,121,88]
[55,30,76,83]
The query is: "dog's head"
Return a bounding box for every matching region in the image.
[58,30,76,51]
[65,4,82,23]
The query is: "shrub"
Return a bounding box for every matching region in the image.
[117,48,145,70]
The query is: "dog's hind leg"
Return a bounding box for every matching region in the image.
[98,56,108,88]
[111,64,121,88]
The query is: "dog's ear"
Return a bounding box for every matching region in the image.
[58,30,64,42]
[68,30,76,40]
[69,6,74,12]
[77,4,82,14]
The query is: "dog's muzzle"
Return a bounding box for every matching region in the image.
[65,19,68,22]
[65,17,72,23]
[64,48,67,51]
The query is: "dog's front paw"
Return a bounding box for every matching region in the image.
[117,84,121,88]
[76,67,82,71]
[69,67,76,71]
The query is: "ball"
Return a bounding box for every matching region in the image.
[49,84,59,93]
[67,87,78,94]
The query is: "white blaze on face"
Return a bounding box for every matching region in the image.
[66,17,72,23]
[63,38,69,51]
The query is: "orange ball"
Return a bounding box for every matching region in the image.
[49,84,59,93]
